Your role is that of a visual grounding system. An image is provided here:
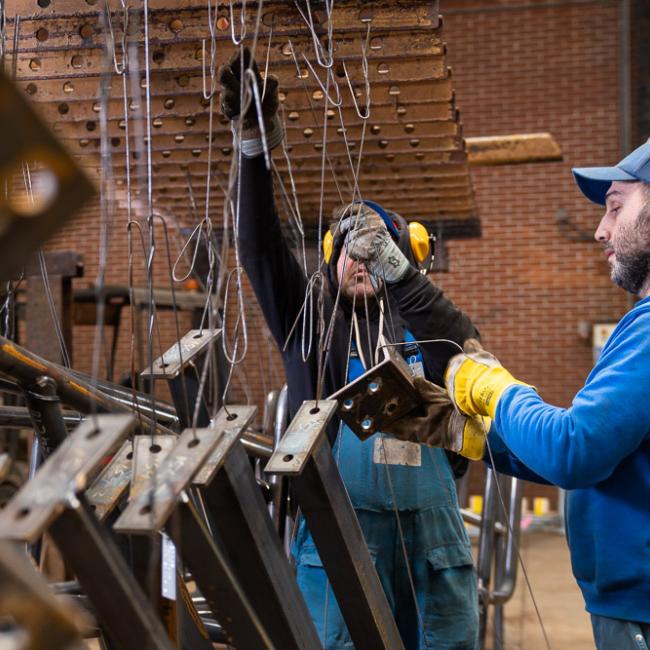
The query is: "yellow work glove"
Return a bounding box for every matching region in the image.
[380,376,490,461]
[445,339,532,419]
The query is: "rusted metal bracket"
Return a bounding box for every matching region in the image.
[0,414,134,542]
[266,400,405,650]
[85,439,132,521]
[0,69,94,281]
[0,414,173,650]
[113,415,274,650]
[194,405,322,650]
[330,347,418,440]
[0,539,86,650]
[140,329,221,379]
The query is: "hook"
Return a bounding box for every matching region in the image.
[229,0,247,45]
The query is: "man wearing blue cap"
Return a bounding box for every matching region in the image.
[380,140,650,649]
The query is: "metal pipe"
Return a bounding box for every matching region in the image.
[241,430,274,458]
[0,336,175,436]
[460,508,505,535]
[487,477,523,605]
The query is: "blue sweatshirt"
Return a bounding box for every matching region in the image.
[487,295,650,623]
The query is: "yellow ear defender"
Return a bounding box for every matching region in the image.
[323,229,334,264]
[322,219,433,270]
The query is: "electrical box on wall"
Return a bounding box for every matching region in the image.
[592,323,618,362]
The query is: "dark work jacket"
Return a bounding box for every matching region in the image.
[238,155,479,472]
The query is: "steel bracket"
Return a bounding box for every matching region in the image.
[330,346,418,440]
[141,329,221,379]
[0,414,135,542]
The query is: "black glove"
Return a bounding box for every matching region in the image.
[218,47,280,136]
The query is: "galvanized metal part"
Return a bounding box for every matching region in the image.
[330,347,418,440]
[113,426,223,534]
[140,329,221,379]
[0,539,86,650]
[129,434,176,500]
[85,440,132,521]
[0,69,94,281]
[0,414,135,542]
[265,400,338,475]
[192,405,257,485]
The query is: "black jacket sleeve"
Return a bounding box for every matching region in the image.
[237,155,309,349]
[389,267,479,385]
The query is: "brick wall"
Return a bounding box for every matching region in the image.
[440,0,630,503]
[40,0,634,507]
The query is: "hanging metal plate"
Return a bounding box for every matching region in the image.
[140,329,221,379]
[129,435,177,500]
[330,347,418,440]
[192,405,258,485]
[113,426,223,534]
[86,439,133,521]
[0,414,135,542]
[265,400,337,476]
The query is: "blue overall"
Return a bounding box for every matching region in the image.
[292,332,479,649]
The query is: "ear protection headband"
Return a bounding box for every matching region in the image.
[322,200,434,271]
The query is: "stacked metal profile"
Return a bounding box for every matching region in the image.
[4,0,479,240]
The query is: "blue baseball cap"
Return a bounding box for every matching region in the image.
[572,141,650,206]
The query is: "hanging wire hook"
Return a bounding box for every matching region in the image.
[300,51,343,107]
[229,0,247,45]
[341,23,371,120]
[104,0,129,75]
[293,0,335,69]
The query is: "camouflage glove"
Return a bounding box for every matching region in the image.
[218,47,283,157]
[381,376,488,460]
[340,204,410,284]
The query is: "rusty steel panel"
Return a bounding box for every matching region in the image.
[2,0,482,237]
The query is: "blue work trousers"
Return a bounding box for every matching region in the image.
[591,614,650,650]
[293,508,479,650]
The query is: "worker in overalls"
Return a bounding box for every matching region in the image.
[220,48,479,649]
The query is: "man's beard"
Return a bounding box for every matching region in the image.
[611,206,650,294]
[612,247,650,294]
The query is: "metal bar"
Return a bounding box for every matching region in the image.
[266,401,404,650]
[171,493,274,650]
[201,430,322,649]
[0,539,84,650]
[113,426,222,534]
[0,414,135,542]
[48,495,174,650]
[86,440,133,521]
[0,336,176,435]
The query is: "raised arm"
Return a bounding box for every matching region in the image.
[219,47,309,348]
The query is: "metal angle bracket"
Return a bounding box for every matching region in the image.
[86,439,133,521]
[113,426,223,534]
[330,346,418,440]
[265,400,337,475]
[129,434,177,500]
[193,405,258,485]
[141,329,222,379]
[0,414,135,542]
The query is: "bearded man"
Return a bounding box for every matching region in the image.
[378,141,650,650]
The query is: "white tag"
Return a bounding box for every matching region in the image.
[373,437,421,467]
[161,533,177,600]
[408,361,425,378]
